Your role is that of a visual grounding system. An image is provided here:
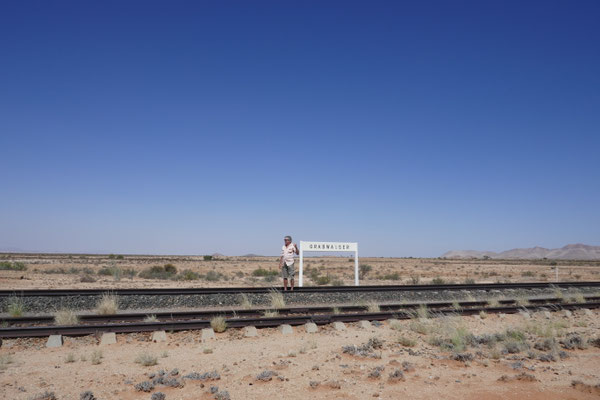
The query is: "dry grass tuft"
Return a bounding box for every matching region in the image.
[269,289,285,309]
[240,293,253,309]
[90,350,103,365]
[367,301,380,313]
[416,304,429,319]
[6,296,25,317]
[210,316,227,333]
[488,299,501,308]
[96,293,119,315]
[389,320,403,330]
[515,297,530,307]
[262,310,279,317]
[397,336,416,347]
[0,354,13,370]
[54,308,79,325]
[144,314,158,322]
[135,352,158,366]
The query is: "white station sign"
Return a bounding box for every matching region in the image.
[300,241,357,252]
[298,240,359,287]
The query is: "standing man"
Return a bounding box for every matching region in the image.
[279,235,299,291]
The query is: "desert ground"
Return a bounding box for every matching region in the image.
[1,309,600,399]
[1,253,600,400]
[1,253,599,290]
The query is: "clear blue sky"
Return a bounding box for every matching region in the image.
[1,1,598,257]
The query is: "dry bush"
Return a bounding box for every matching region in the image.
[96,293,118,315]
[6,296,25,317]
[144,315,158,322]
[239,293,253,309]
[210,316,227,333]
[262,310,279,317]
[54,309,79,325]
[0,354,13,370]
[397,336,416,347]
[269,289,285,308]
[367,301,380,313]
[90,350,103,365]
[135,352,158,366]
[416,304,429,319]
[389,320,403,330]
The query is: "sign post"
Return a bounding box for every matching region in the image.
[298,241,359,287]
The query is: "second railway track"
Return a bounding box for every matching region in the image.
[1,281,600,297]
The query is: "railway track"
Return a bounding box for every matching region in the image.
[1,297,598,339]
[1,281,599,297]
[4,296,600,326]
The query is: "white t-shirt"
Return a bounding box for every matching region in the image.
[281,243,297,266]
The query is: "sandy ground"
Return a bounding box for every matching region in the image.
[1,309,599,400]
[1,253,599,290]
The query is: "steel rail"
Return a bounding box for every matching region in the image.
[1,281,599,297]
[1,300,598,339]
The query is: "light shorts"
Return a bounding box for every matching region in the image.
[281,263,295,279]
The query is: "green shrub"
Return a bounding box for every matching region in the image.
[203,255,213,261]
[0,261,26,271]
[178,269,200,281]
[359,264,372,279]
[252,268,278,277]
[6,296,25,317]
[163,264,177,274]
[122,268,137,279]
[382,272,400,280]
[97,267,114,276]
[204,270,224,281]
[46,267,71,274]
[139,265,178,280]
[521,271,535,277]
[315,274,331,285]
[431,277,445,285]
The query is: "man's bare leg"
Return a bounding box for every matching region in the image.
[290,278,294,291]
[283,278,288,291]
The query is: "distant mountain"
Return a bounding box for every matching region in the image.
[0,246,30,253]
[442,243,600,260]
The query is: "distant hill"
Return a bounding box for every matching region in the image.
[0,246,30,253]
[442,243,600,260]
[242,253,263,257]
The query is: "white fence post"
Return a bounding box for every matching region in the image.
[354,248,359,286]
[299,244,304,287]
